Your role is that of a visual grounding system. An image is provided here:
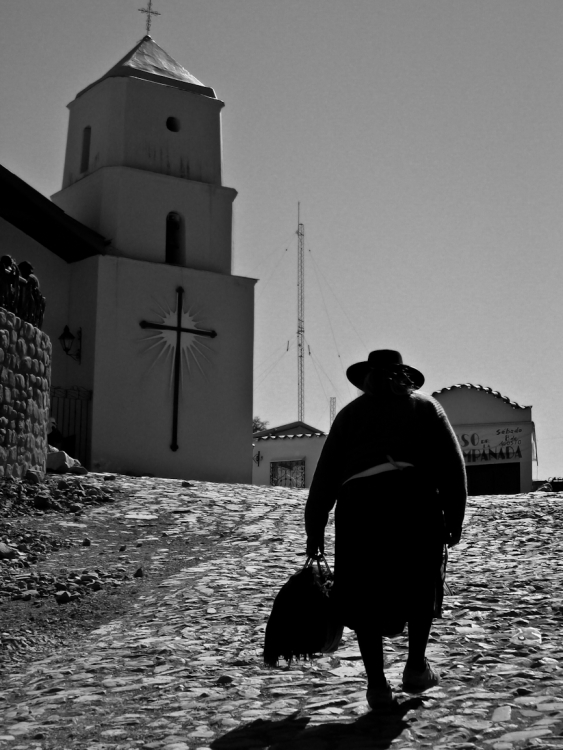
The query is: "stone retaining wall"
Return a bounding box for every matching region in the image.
[0,308,51,478]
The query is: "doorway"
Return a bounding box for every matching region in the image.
[466,462,520,495]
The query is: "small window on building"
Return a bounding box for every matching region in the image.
[166,117,181,132]
[165,212,184,265]
[80,126,92,173]
[270,460,305,488]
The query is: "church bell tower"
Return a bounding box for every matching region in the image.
[51,36,236,275]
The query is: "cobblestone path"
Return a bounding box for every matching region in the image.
[1,476,563,750]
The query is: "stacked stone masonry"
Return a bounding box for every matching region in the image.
[0,307,51,478]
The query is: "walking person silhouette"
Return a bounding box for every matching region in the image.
[305,350,467,707]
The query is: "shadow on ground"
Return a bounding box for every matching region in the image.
[209,697,423,750]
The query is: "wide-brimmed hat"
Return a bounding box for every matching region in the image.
[346,349,424,391]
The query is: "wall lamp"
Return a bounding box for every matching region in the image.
[58,326,82,363]
[253,451,262,466]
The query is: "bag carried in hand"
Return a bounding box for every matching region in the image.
[263,555,344,666]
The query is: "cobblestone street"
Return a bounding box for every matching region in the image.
[1,476,563,750]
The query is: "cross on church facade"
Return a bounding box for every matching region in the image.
[140,287,217,452]
[138,0,161,35]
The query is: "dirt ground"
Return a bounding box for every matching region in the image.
[0,473,213,673]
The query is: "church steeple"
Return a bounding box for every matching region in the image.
[51,37,236,275]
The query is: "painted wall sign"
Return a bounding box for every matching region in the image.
[454,423,534,464]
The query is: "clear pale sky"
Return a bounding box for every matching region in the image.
[2,1,562,480]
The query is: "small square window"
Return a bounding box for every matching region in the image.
[270,459,305,488]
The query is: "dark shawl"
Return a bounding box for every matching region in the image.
[304,390,467,631]
[305,390,467,548]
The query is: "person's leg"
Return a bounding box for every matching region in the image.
[406,613,433,671]
[403,612,439,691]
[356,628,387,688]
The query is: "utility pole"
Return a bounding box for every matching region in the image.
[330,396,336,427]
[297,204,305,422]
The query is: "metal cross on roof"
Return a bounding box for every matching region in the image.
[138,0,161,35]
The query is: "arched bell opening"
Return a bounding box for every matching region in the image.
[165,211,185,265]
[80,126,92,173]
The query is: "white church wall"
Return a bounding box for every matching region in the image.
[120,78,224,185]
[90,255,255,482]
[62,77,223,190]
[51,171,106,240]
[61,78,127,189]
[53,167,236,274]
[67,256,99,391]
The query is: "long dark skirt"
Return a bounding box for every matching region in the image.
[332,469,447,635]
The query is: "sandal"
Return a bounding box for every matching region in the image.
[366,680,394,708]
[402,658,440,693]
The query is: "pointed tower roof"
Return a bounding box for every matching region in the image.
[76,36,216,99]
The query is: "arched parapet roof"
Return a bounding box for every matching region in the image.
[432,383,530,411]
[432,383,532,425]
[254,432,326,442]
[253,420,325,438]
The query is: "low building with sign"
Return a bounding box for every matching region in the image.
[252,421,326,488]
[433,384,536,495]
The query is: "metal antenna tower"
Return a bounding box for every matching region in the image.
[297,204,305,422]
[330,397,336,426]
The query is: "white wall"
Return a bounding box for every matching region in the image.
[61,77,224,189]
[90,255,255,482]
[252,434,326,488]
[67,256,99,391]
[60,77,126,189]
[433,388,531,424]
[53,167,236,275]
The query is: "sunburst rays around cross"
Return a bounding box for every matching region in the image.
[141,297,213,391]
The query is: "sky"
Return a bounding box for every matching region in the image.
[1,0,563,479]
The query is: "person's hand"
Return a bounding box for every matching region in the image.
[306,537,324,558]
[447,529,462,548]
